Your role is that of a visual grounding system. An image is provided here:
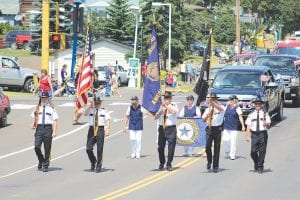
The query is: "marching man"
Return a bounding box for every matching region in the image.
[31,92,58,172]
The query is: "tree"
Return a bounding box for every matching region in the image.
[104,0,135,41]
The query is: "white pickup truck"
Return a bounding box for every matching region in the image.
[0,56,39,92]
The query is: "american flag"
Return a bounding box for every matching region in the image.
[76,25,92,109]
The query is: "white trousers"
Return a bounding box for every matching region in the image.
[223,129,238,159]
[183,146,194,156]
[129,130,143,157]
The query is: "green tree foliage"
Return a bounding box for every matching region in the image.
[104,0,135,41]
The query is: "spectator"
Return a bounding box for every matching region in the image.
[165,71,173,87]
[105,64,112,97]
[61,64,68,85]
[111,69,122,97]
[180,62,187,83]
[187,61,194,84]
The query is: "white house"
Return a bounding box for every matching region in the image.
[55,38,133,83]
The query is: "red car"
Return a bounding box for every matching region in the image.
[0,90,11,127]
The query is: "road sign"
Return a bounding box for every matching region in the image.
[128,58,140,87]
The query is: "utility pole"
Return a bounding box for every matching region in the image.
[41,0,50,72]
[236,0,240,54]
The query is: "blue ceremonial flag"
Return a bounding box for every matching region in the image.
[176,117,207,147]
[142,25,162,115]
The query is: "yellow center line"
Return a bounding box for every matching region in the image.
[94,149,205,200]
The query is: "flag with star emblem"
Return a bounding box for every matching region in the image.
[176,117,207,147]
[142,25,161,115]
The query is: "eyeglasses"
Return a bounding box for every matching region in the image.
[255,103,262,106]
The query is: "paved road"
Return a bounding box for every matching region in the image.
[0,88,299,200]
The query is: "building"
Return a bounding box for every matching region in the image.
[19,0,39,27]
[55,38,133,83]
[0,0,20,26]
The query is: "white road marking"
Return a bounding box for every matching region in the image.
[0,129,123,179]
[58,102,74,107]
[109,102,131,106]
[0,111,115,160]
[0,123,89,160]
[11,104,36,110]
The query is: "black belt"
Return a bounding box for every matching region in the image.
[37,124,52,127]
[251,130,267,134]
[90,126,105,128]
[159,125,176,128]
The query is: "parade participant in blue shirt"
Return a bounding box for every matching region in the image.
[178,95,201,156]
[124,96,146,159]
[223,95,245,160]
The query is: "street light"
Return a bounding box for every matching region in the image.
[152,2,172,71]
[131,6,139,58]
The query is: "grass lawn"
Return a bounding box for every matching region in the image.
[3,90,35,98]
[0,49,31,57]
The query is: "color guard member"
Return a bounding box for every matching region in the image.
[84,96,110,173]
[245,97,271,174]
[154,91,178,171]
[202,92,225,173]
[31,92,58,172]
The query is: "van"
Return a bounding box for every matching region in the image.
[3,30,31,48]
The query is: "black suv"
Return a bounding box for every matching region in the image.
[210,65,284,121]
[254,55,300,107]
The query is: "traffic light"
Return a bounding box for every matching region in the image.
[29,1,42,53]
[51,34,61,49]
[58,2,73,34]
[49,2,58,33]
[73,6,84,34]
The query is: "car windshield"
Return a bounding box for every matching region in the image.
[212,71,261,89]
[254,57,295,72]
[276,47,300,56]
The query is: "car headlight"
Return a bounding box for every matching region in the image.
[291,78,300,86]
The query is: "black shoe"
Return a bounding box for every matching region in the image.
[158,164,164,170]
[166,165,172,171]
[213,168,218,173]
[43,167,48,172]
[254,164,258,171]
[257,168,263,174]
[90,162,96,171]
[38,162,43,170]
[207,163,211,170]
[95,165,102,173]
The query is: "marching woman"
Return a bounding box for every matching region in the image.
[223,95,245,160]
[124,96,146,159]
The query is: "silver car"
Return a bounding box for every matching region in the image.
[0,56,39,92]
[96,65,128,87]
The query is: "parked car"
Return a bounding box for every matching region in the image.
[0,89,11,127]
[274,37,300,56]
[14,34,32,50]
[3,30,31,48]
[254,55,300,106]
[96,65,128,87]
[0,56,39,92]
[192,42,205,56]
[210,65,284,121]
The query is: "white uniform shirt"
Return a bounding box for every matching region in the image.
[178,105,201,117]
[202,105,225,126]
[31,104,58,124]
[245,110,271,131]
[88,107,110,126]
[157,104,178,126]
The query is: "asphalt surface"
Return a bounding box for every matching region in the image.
[0,88,299,200]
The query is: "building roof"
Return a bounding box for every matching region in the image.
[0,0,19,15]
